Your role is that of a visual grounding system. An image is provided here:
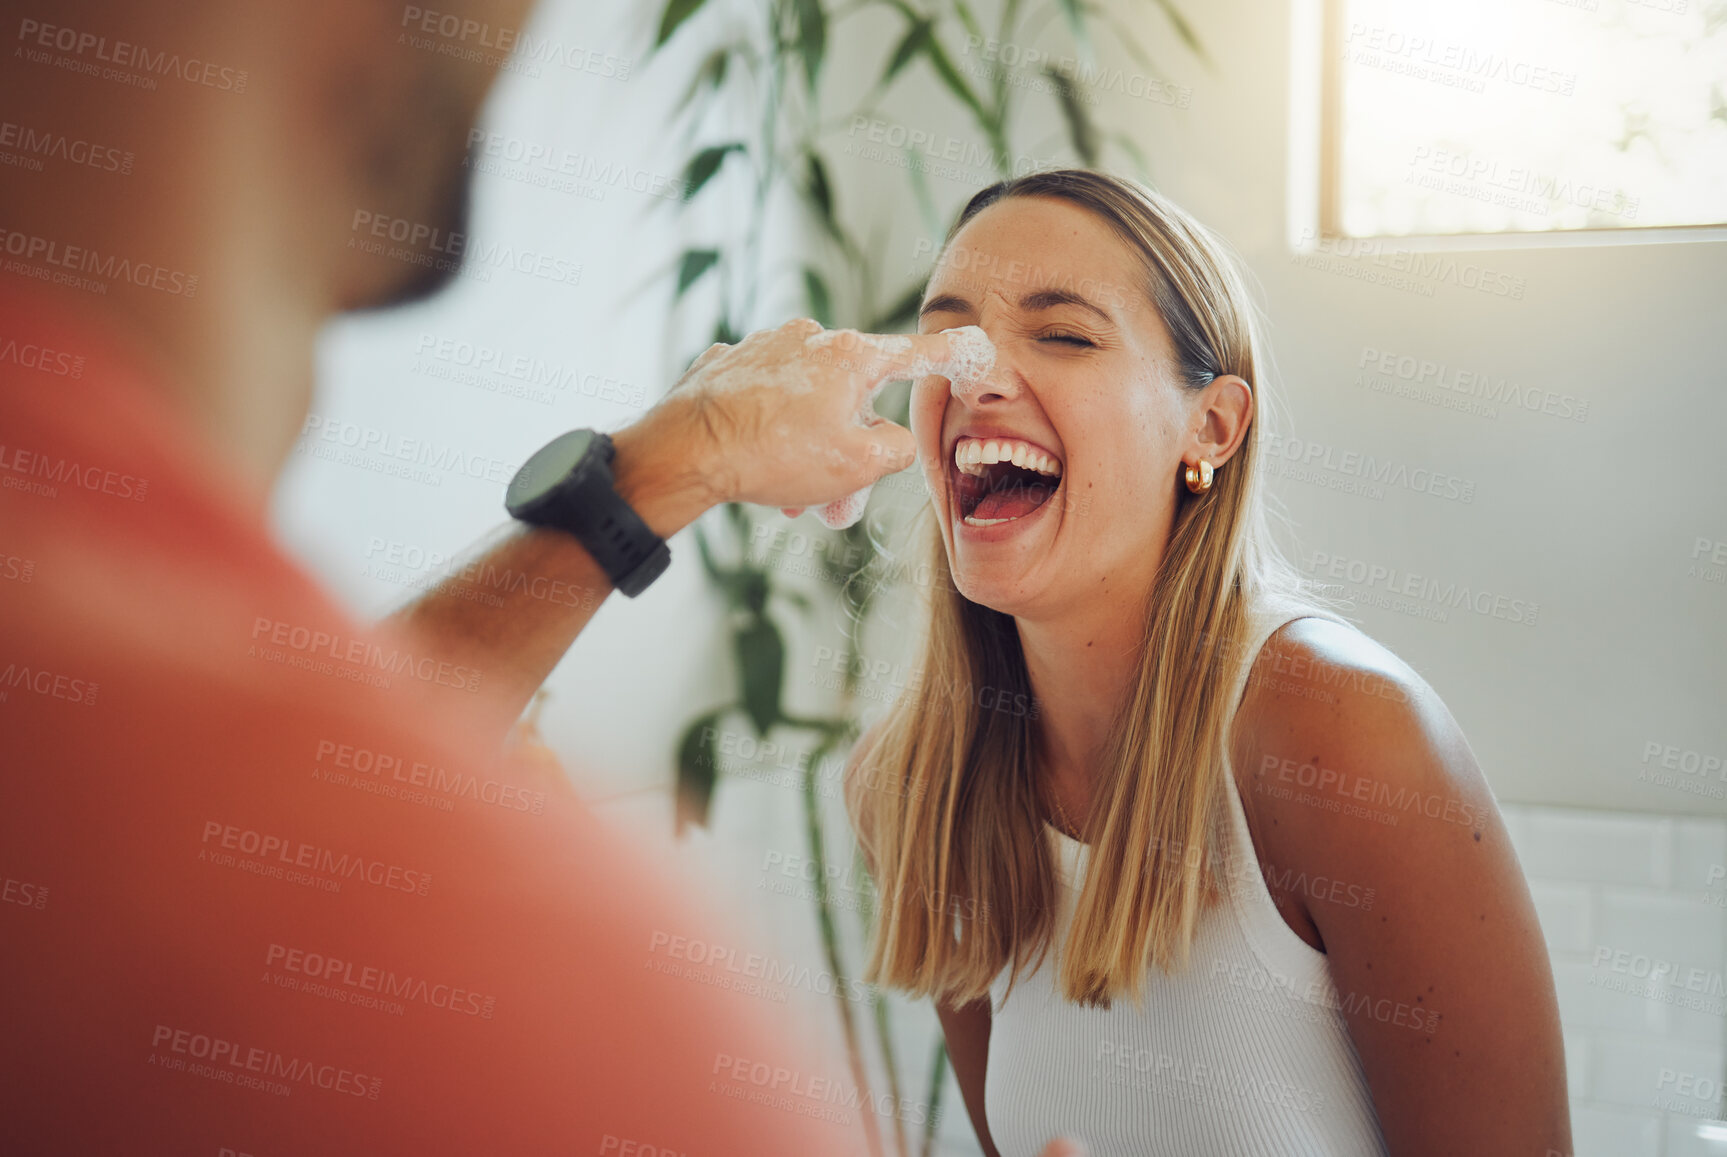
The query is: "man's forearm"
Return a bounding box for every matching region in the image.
[383,421,718,744]
[379,318,931,747]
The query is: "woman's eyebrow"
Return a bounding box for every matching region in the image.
[919,292,972,318]
[1019,288,1112,322]
[919,287,1113,322]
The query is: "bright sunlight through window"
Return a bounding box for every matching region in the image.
[1329,0,1727,237]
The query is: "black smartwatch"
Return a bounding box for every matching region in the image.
[504,429,670,598]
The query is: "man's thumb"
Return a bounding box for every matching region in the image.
[1036,1139,1088,1157]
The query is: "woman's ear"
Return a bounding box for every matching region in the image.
[1187,374,1254,468]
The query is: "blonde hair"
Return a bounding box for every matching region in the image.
[847,169,1323,1008]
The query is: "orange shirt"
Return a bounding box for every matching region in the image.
[0,291,869,1155]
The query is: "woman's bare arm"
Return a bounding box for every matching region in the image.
[1237,619,1571,1156]
[938,997,1001,1157]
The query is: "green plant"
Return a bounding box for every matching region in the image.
[650,3,1201,1152]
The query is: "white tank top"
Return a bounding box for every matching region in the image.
[983,598,1390,1157]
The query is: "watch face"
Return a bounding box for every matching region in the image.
[507,429,594,508]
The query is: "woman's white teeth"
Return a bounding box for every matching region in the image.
[963,515,1013,527]
[953,438,1061,477]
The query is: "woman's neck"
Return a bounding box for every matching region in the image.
[1017,587,1147,816]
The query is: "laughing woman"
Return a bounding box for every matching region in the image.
[844,170,1569,1157]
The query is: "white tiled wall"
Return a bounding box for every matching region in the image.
[1503,804,1727,1157]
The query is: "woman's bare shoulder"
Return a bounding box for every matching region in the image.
[1242,615,1421,728]
[1237,616,1456,771]
[1231,615,1496,877]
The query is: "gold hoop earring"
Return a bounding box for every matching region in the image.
[1184,460,1214,494]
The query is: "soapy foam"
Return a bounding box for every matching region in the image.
[806,326,997,529]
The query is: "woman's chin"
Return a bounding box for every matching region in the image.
[947,548,1049,617]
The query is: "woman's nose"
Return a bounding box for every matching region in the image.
[951,350,1018,406]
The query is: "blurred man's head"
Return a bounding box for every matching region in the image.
[0,0,537,482]
[319,1,539,309]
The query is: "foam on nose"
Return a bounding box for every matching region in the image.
[809,326,997,530]
[935,325,998,403]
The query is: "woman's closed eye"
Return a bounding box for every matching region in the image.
[1037,329,1095,348]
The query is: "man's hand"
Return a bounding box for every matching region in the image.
[612,317,967,521]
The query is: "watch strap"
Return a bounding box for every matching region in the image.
[513,432,670,598]
[548,477,670,598]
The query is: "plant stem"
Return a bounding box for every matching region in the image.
[919,1037,949,1157]
[803,739,887,1157]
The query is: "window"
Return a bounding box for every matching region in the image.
[1319,0,1727,237]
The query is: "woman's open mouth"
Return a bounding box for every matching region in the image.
[951,436,1063,528]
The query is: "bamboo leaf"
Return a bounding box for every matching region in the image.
[795,0,827,90]
[675,46,734,116]
[806,151,834,218]
[1054,0,1091,57]
[916,30,987,124]
[805,151,845,244]
[1145,0,1209,67]
[738,569,769,616]
[675,249,720,297]
[952,0,985,46]
[692,524,722,581]
[1082,2,1155,70]
[681,142,745,202]
[735,616,785,736]
[918,1038,949,1157]
[674,708,726,833]
[872,995,908,1156]
[1045,66,1099,165]
[656,0,709,48]
[803,267,834,328]
[724,500,752,540]
[881,18,932,88]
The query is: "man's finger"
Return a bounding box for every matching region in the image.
[855,326,996,399]
[848,421,916,480]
